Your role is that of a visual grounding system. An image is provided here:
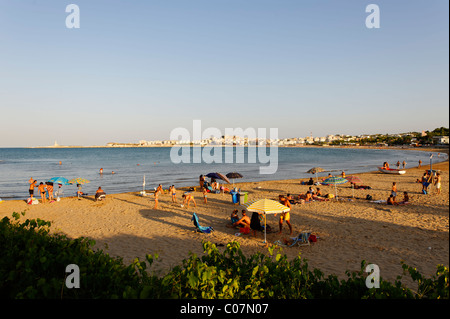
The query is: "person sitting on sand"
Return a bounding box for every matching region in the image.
[387,194,397,205]
[312,188,329,201]
[398,191,409,205]
[232,210,251,228]
[250,211,265,238]
[76,183,83,200]
[182,192,196,209]
[305,191,313,202]
[230,209,239,224]
[285,193,301,205]
[95,187,106,201]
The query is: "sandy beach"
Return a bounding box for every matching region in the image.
[1,160,448,287]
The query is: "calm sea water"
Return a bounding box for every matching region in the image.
[0,147,444,200]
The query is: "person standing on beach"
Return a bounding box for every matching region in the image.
[28,178,37,198]
[396,161,401,169]
[38,182,47,203]
[418,160,422,168]
[278,196,292,235]
[435,173,442,195]
[402,160,407,169]
[202,187,208,204]
[391,182,397,199]
[154,188,160,209]
[46,182,54,201]
[170,185,177,203]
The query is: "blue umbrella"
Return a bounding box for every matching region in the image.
[47,177,70,185]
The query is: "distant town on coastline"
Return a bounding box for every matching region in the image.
[47,127,449,148]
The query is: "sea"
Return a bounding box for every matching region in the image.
[0,146,445,200]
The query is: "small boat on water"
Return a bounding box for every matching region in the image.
[378,167,406,175]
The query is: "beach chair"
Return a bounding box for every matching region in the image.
[191,212,213,233]
[274,230,311,247]
[289,231,311,247]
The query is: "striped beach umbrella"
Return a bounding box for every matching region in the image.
[68,178,90,185]
[242,198,290,243]
[322,176,348,199]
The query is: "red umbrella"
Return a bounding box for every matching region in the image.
[346,176,362,184]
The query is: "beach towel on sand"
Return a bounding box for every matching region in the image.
[191,212,213,233]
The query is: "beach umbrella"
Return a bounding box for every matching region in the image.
[345,176,362,184]
[306,167,325,184]
[68,178,90,185]
[47,177,70,185]
[242,198,290,243]
[345,176,362,198]
[322,176,348,199]
[226,172,243,186]
[141,174,146,196]
[205,172,231,184]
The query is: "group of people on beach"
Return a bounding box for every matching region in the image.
[28,178,60,203]
[152,184,198,210]
[416,170,442,195]
[228,208,290,238]
[28,177,106,203]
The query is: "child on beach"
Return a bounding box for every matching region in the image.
[435,173,442,195]
[170,185,177,203]
[203,187,208,204]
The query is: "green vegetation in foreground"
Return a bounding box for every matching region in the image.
[0,212,448,299]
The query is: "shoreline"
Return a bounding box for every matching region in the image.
[21,144,450,154]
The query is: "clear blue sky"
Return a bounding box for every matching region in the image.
[0,0,448,147]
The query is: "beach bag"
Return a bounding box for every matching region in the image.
[309,234,317,242]
[239,227,250,234]
[27,197,39,205]
[366,194,373,200]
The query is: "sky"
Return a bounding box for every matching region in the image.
[0,0,448,147]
